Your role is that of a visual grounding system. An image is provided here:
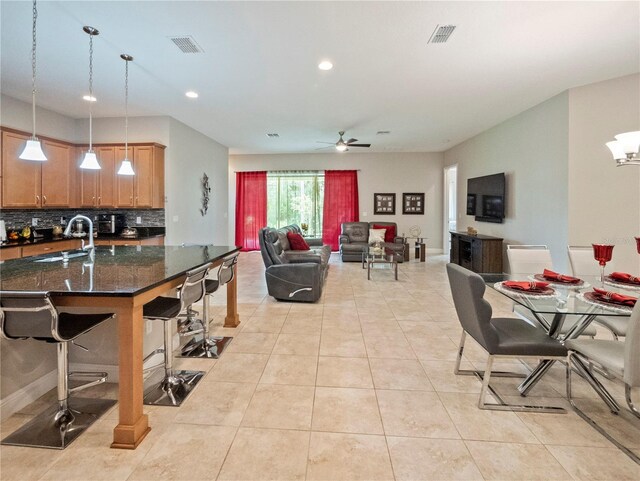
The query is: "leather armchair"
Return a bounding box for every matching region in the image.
[259,227,328,302]
[339,221,407,262]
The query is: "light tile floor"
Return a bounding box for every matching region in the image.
[2,252,640,481]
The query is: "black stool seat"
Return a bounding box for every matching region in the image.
[205,279,219,294]
[143,296,182,319]
[57,312,114,341]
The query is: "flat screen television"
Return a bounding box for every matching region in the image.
[466,173,505,223]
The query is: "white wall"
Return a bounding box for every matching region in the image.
[567,74,640,272]
[444,92,570,271]
[1,93,77,142]
[166,117,229,245]
[228,152,444,251]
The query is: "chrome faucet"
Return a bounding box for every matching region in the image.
[64,215,95,253]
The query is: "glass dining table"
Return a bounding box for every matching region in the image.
[479,273,637,396]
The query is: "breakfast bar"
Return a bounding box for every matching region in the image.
[0,244,241,449]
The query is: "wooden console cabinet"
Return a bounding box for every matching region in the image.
[450,231,503,273]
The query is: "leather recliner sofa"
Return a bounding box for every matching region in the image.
[339,221,406,262]
[258,225,330,302]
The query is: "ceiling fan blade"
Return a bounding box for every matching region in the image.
[346,138,358,144]
[316,141,335,144]
[347,143,371,148]
[315,145,334,150]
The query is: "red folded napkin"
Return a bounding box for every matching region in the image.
[503,281,549,292]
[592,288,637,307]
[610,272,640,285]
[542,269,581,284]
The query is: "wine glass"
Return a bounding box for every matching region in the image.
[592,244,614,284]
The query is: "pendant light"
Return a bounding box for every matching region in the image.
[117,54,135,175]
[79,26,101,170]
[19,0,47,161]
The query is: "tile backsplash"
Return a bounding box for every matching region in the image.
[0,209,165,230]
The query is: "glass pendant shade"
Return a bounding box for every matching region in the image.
[606,141,626,160]
[117,158,135,175]
[80,151,101,170]
[19,139,47,161]
[335,143,348,152]
[614,131,640,155]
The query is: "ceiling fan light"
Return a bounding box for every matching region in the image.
[614,131,640,154]
[80,151,101,170]
[335,144,348,152]
[117,159,135,175]
[19,139,47,161]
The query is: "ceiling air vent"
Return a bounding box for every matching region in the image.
[266,133,280,138]
[428,25,456,44]
[376,131,391,135]
[169,36,203,53]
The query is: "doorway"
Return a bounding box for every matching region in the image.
[443,165,457,256]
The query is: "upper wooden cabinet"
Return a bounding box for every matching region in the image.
[80,143,165,209]
[1,127,165,210]
[79,146,116,208]
[1,129,75,208]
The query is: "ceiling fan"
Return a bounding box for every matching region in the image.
[316,131,371,152]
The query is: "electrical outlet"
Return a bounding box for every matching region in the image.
[362,212,368,217]
[145,320,153,335]
[136,216,142,224]
[61,217,67,225]
[173,215,179,222]
[31,217,39,226]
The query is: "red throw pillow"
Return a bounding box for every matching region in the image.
[287,232,310,250]
[372,224,396,243]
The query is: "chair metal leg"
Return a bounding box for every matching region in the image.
[625,385,640,419]
[179,293,233,359]
[476,355,565,413]
[566,355,640,465]
[1,341,115,449]
[569,352,620,413]
[454,331,525,379]
[143,319,205,406]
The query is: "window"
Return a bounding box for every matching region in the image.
[267,171,324,237]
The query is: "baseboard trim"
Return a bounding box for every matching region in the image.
[0,369,57,421]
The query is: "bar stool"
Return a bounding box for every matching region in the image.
[180,253,239,358]
[0,291,116,449]
[142,263,209,406]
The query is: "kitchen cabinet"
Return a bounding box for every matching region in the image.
[82,143,165,209]
[21,239,82,258]
[1,129,76,209]
[139,236,164,246]
[80,147,116,208]
[93,236,164,247]
[0,247,22,261]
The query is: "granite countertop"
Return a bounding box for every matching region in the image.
[0,227,165,249]
[0,245,240,296]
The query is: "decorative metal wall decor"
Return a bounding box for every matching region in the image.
[200,173,211,216]
[403,193,425,214]
[374,193,395,215]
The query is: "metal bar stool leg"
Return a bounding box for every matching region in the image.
[179,293,233,359]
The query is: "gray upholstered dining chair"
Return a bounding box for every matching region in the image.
[446,263,567,413]
[567,245,627,339]
[506,244,597,337]
[180,252,239,358]
[142,263,209,406]
[0,291,116,449]
[565,299,640,463]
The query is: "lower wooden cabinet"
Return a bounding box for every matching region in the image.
[17,239,82,259]
[450,231,503,273]
[94,236,164,246]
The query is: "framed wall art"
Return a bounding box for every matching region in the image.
[403,193,425,215]
[374,193,396,215]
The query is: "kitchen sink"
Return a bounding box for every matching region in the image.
[34,252,89,263]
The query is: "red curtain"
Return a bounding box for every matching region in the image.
[322,170,359,251]
[235,171,267,251]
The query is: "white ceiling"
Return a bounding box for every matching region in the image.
[1,1,638,154]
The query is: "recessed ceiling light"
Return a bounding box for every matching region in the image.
[266,133,280,138]
[82,95,97,102]
[185,91,199,98]
[318,60,333,71]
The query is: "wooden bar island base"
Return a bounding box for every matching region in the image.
[0,245,241,450]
